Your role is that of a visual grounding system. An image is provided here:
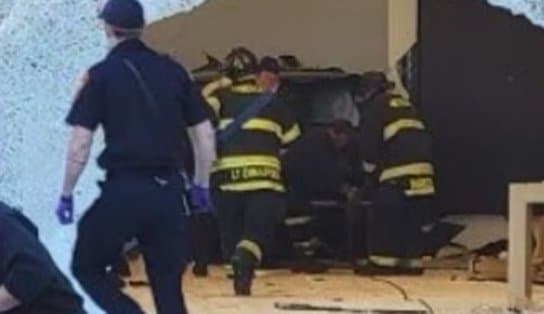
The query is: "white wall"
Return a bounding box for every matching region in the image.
[144,0,389,73]
[0,1,206,313]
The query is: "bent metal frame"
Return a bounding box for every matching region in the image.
[508,182,544,311]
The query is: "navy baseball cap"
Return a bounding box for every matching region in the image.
[99,0,145,30]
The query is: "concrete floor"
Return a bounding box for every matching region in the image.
[125,265,544,314]
[123,215,543,313]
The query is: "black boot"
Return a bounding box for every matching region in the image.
[231,249,257,296]
[112,257,131,278]
[193,263,209,277]
[290,238,329,274]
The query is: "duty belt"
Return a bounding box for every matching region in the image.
[106,167,178,179]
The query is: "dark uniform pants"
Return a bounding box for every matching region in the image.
[189,212,218,266]
[72,170,189,314]
[212,190,286,263]
[367,184,433,267]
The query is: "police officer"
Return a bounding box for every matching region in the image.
[355,72,435,276]
[0,201,85,314]
[203,54,300,295]
[55,0,216,313]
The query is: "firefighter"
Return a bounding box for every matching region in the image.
[282,119,358,271]
[283,119,357,210]
[55,0,215,313]
[203,53,300,295]
[354,71,435,276]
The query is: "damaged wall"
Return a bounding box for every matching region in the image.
[144,0,389,73]
[488,0,544,28]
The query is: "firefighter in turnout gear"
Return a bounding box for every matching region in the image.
[355,72,435,276]
[203,54,301,295]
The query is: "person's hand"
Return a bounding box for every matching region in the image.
[56,195,74,225]
[188,185,213,214]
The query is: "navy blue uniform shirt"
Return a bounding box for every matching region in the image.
[0,202,85,314]
[66,39,208,170]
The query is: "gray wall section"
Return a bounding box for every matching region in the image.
[144,0,388,73]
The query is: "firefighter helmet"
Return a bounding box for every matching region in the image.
[223,47,258,80]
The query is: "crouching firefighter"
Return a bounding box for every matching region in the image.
[354,72,436,276]
[203,52,301,295]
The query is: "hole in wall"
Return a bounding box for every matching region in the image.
[487,0,544,29]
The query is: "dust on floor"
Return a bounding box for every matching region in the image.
[125,266,544,314]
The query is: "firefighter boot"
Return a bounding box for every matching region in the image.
[193,263,209,277]
[231,248,257,296]
[291,238,329,274]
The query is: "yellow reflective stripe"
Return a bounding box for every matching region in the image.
[218,118,283,138]
[285,216,313,226]
[405,186,435,197]
[206,96,221,115]
[238,74,257,82]
[218,119,232,129]
[379,163,434,182]
[282,124,301,144]
[369,256,398,267]
[220,180,285,192]
[383,119,425,141]
[224,264,234,277]
[231,84,262,94]
[389,97,411,108]
[237,240,263,262]
[363,161,377,173]
[407,259,423,268]
[202,77,232,114]
[214,155,280,171]
[202,77,232,97]
[370,255,423,268]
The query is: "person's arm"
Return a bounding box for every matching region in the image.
[56,70,102,224]
[359,99,384,189]
[62,70,102,196]
[61,127,93,196]
[2,254,55,306]
[0,219,55,311]
[279,91,302,147]
[186,120,216,188]
[201,76,232,118]
[0,286,20,312]
[178,66,217,188]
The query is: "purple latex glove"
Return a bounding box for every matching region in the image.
[188,185,213,214]
[56,196,74,225]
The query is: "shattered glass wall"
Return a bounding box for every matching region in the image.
[0,0,206,312]
[488,0,544,28]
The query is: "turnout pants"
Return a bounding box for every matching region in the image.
[367,184,433,268]
[72,170,189,314]
[212,189,286,263]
